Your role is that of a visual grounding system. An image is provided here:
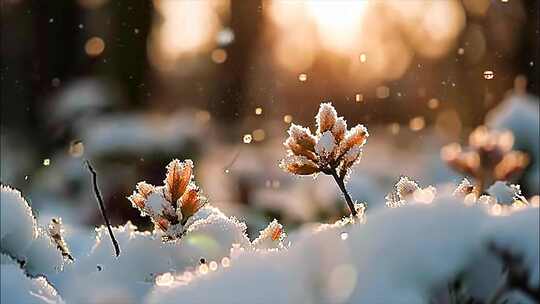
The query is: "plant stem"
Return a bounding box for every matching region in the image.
[85,160,121,257]
[329,167,357,217]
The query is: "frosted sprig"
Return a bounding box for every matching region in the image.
[127,159,208,240]
[385,176,436,208]
[47,218,73,261]
[279,102,369,216]
[280,103,368,178]
[252,219,287,250]
[454,180,531,215]
[441,126,529,193]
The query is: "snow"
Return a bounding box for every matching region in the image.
[1,185,37,261]
[146,195,539,304]
[51,203,253,303]
[1,261,64,304]
[487,181,521,204]
[314,130,336,157]
[1,186,65,279]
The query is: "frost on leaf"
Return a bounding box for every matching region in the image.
[280,102,369,178]
[453,178,477,198]
[252,219,287,250]
[127,159,207,240]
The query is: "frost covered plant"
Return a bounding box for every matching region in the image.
[47,218,73,261]
[128,159,208,240]
[279,102,368,216]
[385,176,437,208]
[453,179,533,216]
[441,126,529,193]
[251,219,287,250]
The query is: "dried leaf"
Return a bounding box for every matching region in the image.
[164,159,193,205]
[332,117,347,143]
[180,186,206,220]
[315,103,337,135]
[288,124,317,152]
[136,181,155,198]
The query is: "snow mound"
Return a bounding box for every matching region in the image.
[1,261,64,304]
[146,196,539,304]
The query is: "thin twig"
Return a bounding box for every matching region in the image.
[85,160,120,257]
[328,167,357,217]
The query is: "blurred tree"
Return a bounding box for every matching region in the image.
[213,0,262,130]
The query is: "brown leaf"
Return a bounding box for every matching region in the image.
[285,137,318,161]
[136,181,155,198]
[288,124,316,152]
[164,159,192,205]
[180,187,206,220]
[155,216,170,231]
[316,103,337,135]
[127,193,146,209]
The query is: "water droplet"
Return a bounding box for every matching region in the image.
[340,232,348,240]
[376,86,390,99]
[209,261,218,271]
[359,53,367,63]
[199,263,209,274]
[211,48,227,64]
[409,116,425,131]
[298,73,307,82]
[43,158,51,166]
[221,257,231,268]
[252,129,266,141]
[243,134,252,144]
[85,37,105,57]
[355,94,363,103]
[283,114,293,123]
[428,98,439,109]
[254,107,263,115]
[483,70,494,80]
[216,28,235,46]
[224,168,230,174]
[24,175,29,181]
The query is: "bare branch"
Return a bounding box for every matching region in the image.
[85,160,120,257]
